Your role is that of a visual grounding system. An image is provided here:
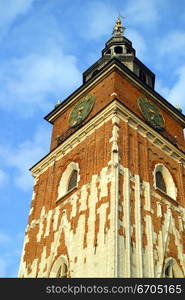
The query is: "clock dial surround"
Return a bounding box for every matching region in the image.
[69,95,96,128]
[137,97,165,130]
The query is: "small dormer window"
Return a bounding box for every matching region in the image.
[139,69,146,84]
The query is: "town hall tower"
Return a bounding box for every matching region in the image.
[19,18,185,278]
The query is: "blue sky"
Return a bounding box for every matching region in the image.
[0,0,185,277]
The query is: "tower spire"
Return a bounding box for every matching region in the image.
[112,15,126,37]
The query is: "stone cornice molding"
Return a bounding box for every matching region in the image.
[31,99,185,178]
[45,59,185,127]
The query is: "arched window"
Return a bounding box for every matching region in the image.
[105,49,111,55]
[154,164,177,200]
[163,258,184,278]
[49,256,68,278]
[156,171,167,193]
[67,169,78,192]
[114,46,123,54]
[164,264,174,278]
[56,263,68,278]
[57,162,79,200]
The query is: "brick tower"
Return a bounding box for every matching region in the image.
[19,17,185,278]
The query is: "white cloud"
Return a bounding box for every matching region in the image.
[159,31,185,57]
[0,0,34,25]
[0,49,81,116]
[9,125,51,190]
[168,65,185,111]
[82,0,160,40]
[82,1,116,39]
[0,0,35,41]
[0,125,51,191]
[124,0,160,27]
[155,66,185,113]
[155,79,171,99]
[0,1,81,117]
[125,29,147,61]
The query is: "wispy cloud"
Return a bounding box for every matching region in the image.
[158,31,185,69]
[0,50,81,117]
[125,29,147,61]
[124,0,160,27]
[81,1,116,39]
[0,0,35,41]
[156,65,185,113]
[0,1,81,117]
[0,125,51,190]
[168,65,185,111]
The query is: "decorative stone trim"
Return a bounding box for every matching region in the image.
[153,163,177,200]
[56,162,80,201]
[31,99,185,178]
[46,62,185,127]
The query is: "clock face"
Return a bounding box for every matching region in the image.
[69,95,96,127]
[137,97,165,130]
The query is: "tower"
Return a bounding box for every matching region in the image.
[19,17,185,278]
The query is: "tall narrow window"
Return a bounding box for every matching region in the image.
[139,69,146,84]
[154,164,177,199]
[163,259,184,278]
[164,264,174,278]
[56,263,68,278]
[156,171,167,193]
[67,169,78,191]
[49,256,68,278]
[57,162,79,200]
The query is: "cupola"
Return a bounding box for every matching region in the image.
[83,16,155,89]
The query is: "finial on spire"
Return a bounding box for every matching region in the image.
[112,15,126,37]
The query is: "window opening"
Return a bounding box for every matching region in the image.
[67,170,78,191]
[156,171,167,193]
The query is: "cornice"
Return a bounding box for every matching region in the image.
[31,99,185,178]
[44,62,117,124]
[113,62,185,126]
[44,58,185,127]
